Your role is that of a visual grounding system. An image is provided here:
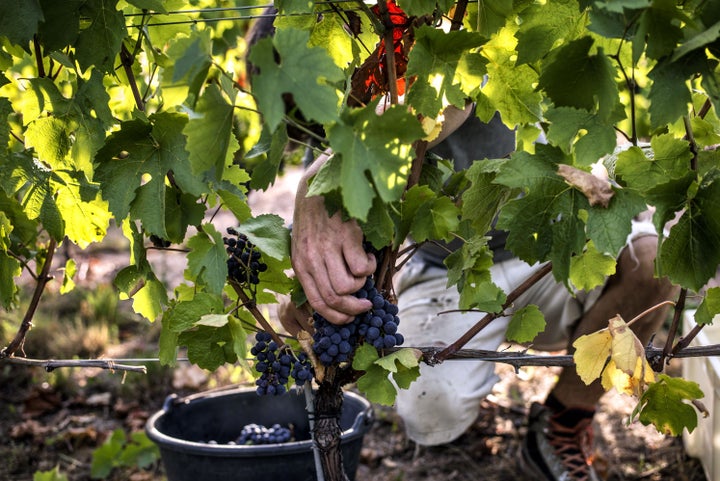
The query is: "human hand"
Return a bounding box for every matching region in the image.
[277,295,313,337]
[291,156,376,324]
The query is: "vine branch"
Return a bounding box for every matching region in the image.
[0,356,147,374]
[1,238,57,359]
[120,43,146,112]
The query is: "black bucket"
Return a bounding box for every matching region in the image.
[146,387,373,481]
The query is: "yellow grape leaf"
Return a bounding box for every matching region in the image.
[601,359,627,392]
[602,357,656,396]
[608,315,644,373]
[573,329,612,385]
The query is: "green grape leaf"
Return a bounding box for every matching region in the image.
[118,432,160,469]
[60,258,76,294]
[506,305,546,344]
[475,0,513,37]
[163,189,205,244]
[356,364,398,406]
[569,241,616,291]
[249,28,344,131]
[495,146,586,269]
[217,187,252,223]
[537,37,619,121]
[54,170,111,248]
[185,84,239,180]
[235,214,290,261]
[545,106,618,165]
[515,0,587,65]
[227,314,249,364]
[615,135,692,192]
[131,277,167,322]
[275,0,314,14]
[196,313,230,327]
[352,342,379,371]
[95,112,203,234]
[406,26,487,117]
[247,126,289,191]
[586,188,647,256]
[695,287,720,325]
[325,103,424,220]
[179,324,237,371]
[0,251,21,309]
[75,0,127,73]
[444,236,506,312]
[462,159,510,235]
[647,58,695,128]
[0,97,11,150]
[0,0,43,47]
[161,29,213,107]
[476,28,542,126]
[186,223,228,295]
[38,0,83,51]
[360,196,395,249]
[401,185,460,243]
[633,374,703,436]
[165,292,225,333]
[375,348,422,373]
[158,320,179,366]
[635,0,684,60]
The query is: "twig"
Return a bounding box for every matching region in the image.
[119,43,145,111]
[33,35,46,78]
[230,281,285,348]
[433,262,554,363]
[627,300,676,327]
[449,0,469,31]
[376,0,399,105]
[1,238,57,359]
[0,356,147,374]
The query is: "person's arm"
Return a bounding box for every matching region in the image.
[289,151,376,325]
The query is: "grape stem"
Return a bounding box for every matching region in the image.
[230,281,285,348]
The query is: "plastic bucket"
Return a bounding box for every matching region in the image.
[146,387,373,481]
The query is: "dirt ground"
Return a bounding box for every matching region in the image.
[0,166,712,480]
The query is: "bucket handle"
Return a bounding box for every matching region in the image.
[351,405,374,432]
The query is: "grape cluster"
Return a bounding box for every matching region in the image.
[236,423,292,445]
[224,228,267,285]
[251,332,290,396]
[312,277,404,366]
[289,351,314,387]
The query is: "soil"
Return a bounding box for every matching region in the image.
[0,166,711,481]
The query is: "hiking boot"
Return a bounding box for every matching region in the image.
[521,402,603,481]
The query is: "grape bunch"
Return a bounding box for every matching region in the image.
[224,227,267,285]
[289,351,314,387]
[312,277,404,366]
[251,331,290,396]
[236,423,292,445]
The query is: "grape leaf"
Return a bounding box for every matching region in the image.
[179,324,237,371]
[397,0,454,16]
[236,214,290,261]
[360,196,395,249]
[323,103,424,221]
[695,287,720,325]
[185,84,239,180]
[545,106,619,165]
[537,36,619,121]
[186,224,227,295]
[125,0,168,13]
[634,0,684,60]
[249,27,344,132]
[569,241,616,291]
[353,344,421,405]
[33,467,68,481]
[0,251,21,309]
[75,0,127,73]
[131,276,167,322]
[647,57,695,127]
[247,126,289,191]
[444,235,506,312]
[161,30,213,107]
[158,318,179,366]
[37,0,83,51]
[406,26,487,117]
[163,189,205,244]
[495,145,586,270]
[94,112,204,236]
[506,305,546,344]
[400,185,460,243]
[586,188,647,256]
[476,28,542,126]
[356,364,398,406]
[633,374,703,436]
[461,159,510,235]
[164,293,225,333]
[0,0,43,47]
[275,0,314,14]
[614,135,692,192]
[515,0,587,65]
[573,328,612,385]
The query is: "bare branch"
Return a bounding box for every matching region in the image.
[1,356,147,374]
